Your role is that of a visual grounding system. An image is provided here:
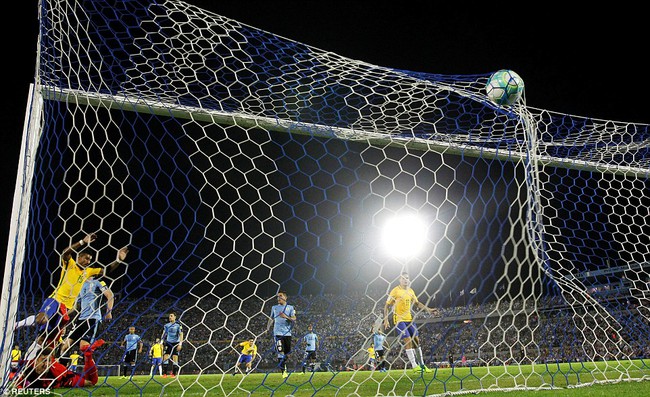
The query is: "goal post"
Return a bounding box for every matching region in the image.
[2,0,650,395]
[0,83,44,385]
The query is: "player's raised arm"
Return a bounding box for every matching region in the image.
[103,246,129,276]
[62,233,97,262]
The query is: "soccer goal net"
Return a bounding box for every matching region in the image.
[2,0,650,395]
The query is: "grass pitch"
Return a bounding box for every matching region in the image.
[16,361,650,396]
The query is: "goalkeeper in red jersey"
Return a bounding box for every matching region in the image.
[13,339,105,389]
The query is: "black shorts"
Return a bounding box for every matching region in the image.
[375,349,385,360]
[164,342,181,356]
[304,350,317,360]
[274,335,292,355]
[68,318,100,344]
[124,349,138,363]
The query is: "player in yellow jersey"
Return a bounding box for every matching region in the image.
[233,338,258,375]
[68,350,81,372]
[15,233,128,354]
[9,344,21,380]
[149,338,164,376]
[357,345,376,371]
[383,272,438,373]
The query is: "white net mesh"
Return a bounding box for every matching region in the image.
[2,0,650,395]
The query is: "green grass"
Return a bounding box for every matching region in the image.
[17,361,650,396]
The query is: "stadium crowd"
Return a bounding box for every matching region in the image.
[13,291,649,376]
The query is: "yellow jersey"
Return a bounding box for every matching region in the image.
[387,286,419,323]
[11,348,21,362]
[50,257,102,308]
[70,353,80,366]
[150,343,164,359]
[367,346,376,359]
[239,341,258,358]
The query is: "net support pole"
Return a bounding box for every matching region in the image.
[0,84,43,389]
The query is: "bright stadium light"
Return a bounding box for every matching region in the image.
[381,214,428,259]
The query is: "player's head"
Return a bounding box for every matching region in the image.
[277,291,287,304]
[169,312,176,322]
[308,324,313,331]
[249,337,255,344]
[32,348,55,375]
[129,326,136,333]
[76,251,93,268]
[399,272,409,287]
[155,338,161,343]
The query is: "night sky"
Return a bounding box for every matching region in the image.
[2,1,648,288]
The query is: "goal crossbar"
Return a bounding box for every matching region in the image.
[42,85,648,178]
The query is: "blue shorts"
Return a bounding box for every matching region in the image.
[39,298,60,319]
[152,358,163,366]
[238,354,253,364]
[38,298,64,333]
[396,321,418,339]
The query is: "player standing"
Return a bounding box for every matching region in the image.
[233,338,258,375]
[384,272,437,373]
[120,326,143,378]
[161,312,183,378]
[300,324,319,374]
[267,291,296,378]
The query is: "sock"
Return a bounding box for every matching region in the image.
[15,315,36,329]
[59,304,70,324]
[158,365,163,376]
[81,339,105,353]
[25,340,43,361]
[82,349,99,386]
[163,360,168,375]
[416,347,425,366]
[406,349,418,369]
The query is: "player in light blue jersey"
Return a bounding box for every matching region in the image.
[61,276,114,364]
[120,326,143,378]
[161,312,183,377]
[300,324,319,374]
[372,327,389,372]
[267,291,296,378]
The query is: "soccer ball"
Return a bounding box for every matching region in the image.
[485,69,524,106]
